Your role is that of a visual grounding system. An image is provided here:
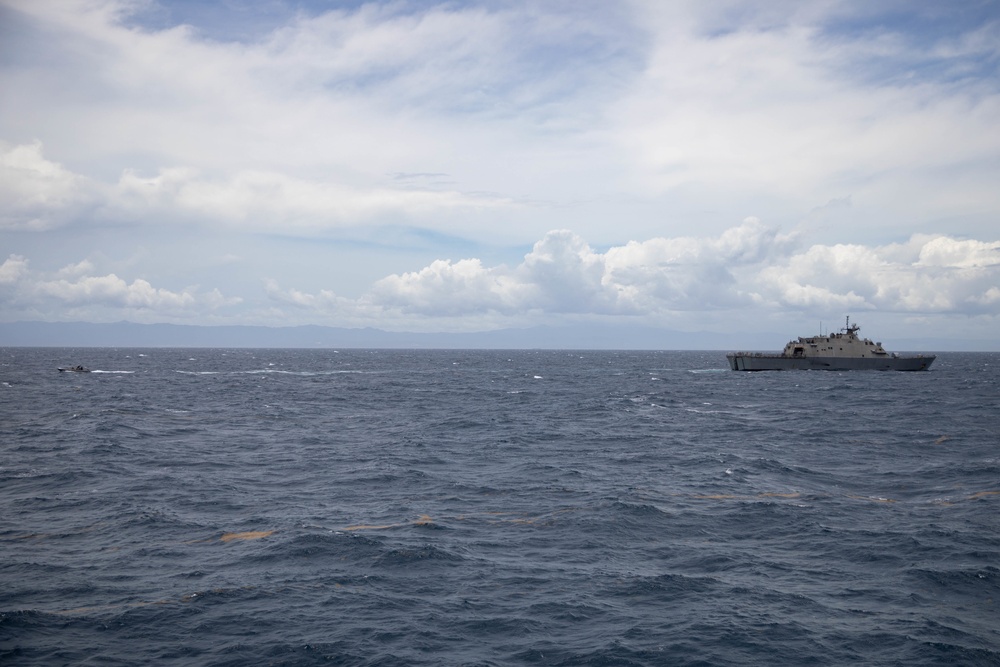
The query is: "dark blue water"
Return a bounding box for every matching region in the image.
[2,348,998,666]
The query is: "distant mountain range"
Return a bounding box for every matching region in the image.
[0,320,992,351]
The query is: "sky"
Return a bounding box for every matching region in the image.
[1,0,999,345]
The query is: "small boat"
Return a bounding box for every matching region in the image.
[58,365,91,373]
[726,317,935,371]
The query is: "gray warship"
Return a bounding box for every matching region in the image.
[726,317,935,371]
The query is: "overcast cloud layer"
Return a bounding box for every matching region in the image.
[1,0,998,344]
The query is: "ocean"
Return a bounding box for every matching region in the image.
[1,347,998,666]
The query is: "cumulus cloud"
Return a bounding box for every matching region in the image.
[0,255,241,321]
[358,221,1000,320]
[915,237,1000,269]
[35,274,195,309]
[752,234,1000,314]
[224,220,1000,326]
[0,254,30,284]
[0,141,98,230]
[264,279,345,310]
[368,258,516,316]
[359,219,797,318]
[3,222,998,330]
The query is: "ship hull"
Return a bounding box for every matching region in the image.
[726,354,934,371]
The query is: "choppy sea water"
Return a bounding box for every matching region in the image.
[1,347,998,666]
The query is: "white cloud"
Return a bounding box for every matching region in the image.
[5,0,992,242]
[517,231,617,313]
[915,237,1000,269]
[755,236,1000,314]
[115,165,511,230]
[3,222,998,331]
[975,286,1000,305]
[369,258,518,316]
[0,141,97,230]
[0,254,29,284]
[55,259,97,279]
[608,3,1000,232]
[35,274,195,309]
[0,254,241,321]
[361,220,790,318]
[264,279,344,309]
[359,219,802,319]
[338,222,1000,322]
[0,142,513,232]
